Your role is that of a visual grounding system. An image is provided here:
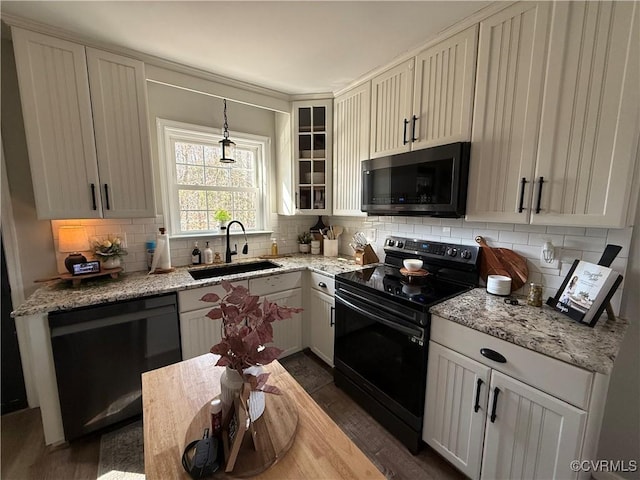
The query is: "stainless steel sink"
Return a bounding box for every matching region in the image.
[188,260,279,280]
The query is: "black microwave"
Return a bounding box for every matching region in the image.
[361,142,470,217]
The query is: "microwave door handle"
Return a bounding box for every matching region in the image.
[335,295,422,338]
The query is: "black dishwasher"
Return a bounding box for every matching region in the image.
[49,293,181,440]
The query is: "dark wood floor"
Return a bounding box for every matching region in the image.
[1,351,463,480]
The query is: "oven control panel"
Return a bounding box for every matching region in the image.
[384,236,479,265]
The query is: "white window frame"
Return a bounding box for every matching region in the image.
[157,118,271,237]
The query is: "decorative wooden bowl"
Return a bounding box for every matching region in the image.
[185,391,298,478]
[399,267,429,277]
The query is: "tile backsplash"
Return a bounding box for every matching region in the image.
[51,214,632,314]
[330,215,632,312]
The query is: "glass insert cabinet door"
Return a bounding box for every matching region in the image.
[293,100,332,214]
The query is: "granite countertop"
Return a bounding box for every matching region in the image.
[13,254,370,317]
[430,288,629,375]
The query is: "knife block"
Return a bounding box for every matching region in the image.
[355,244,379,265]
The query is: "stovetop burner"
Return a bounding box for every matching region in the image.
[336,236,481,312]
[337,264,472,310]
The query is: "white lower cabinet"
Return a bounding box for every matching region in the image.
[424,341,490,479]
[178,272,304,361]
[179,307,223,360]
[481,371,586,480]
[309,288,335,366]
[249,272,303,358]
[264,288,303,358]
[425,316,594,480]
[178,281,248,360]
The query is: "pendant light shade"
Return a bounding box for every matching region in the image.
[219,99,236,163]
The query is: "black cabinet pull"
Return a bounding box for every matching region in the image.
[480,348,507,363]
[104,184,111,210]
[490,387,500,423]
[403,118,409,145]
[90,183,97,210]
[535,176,544,214]
[330,306,335,327]
[411,115,418,142]
[318,282,327,288]
[518,177,528,213]
[474,378,484,413]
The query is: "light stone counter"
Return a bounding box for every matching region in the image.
[12,254,370,317]
[430,288,629,374]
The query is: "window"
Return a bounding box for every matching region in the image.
[158,119,269,236]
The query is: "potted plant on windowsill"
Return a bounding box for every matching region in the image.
[214,209,232,230]
[201,280,303,420]
[297,231,312,253]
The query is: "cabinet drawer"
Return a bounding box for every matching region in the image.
[430,315,593,410]
[178,280,248,313]
[309,271,335,296]
[249,272,302,296]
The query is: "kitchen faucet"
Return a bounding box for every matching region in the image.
[225,220,248,263]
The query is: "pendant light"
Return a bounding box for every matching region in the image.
[219,99,236,163]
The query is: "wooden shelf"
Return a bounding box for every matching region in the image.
[59,267,122,287]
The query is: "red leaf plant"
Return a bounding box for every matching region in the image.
[201,280,303,395]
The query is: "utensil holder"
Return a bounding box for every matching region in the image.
[354,244,379,265]
[323,239,338,257]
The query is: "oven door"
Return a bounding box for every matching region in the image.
[334,287,428,429]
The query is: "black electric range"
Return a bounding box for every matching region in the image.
[333,236,480,453]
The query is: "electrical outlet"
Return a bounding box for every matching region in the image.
[539,252,560,269]
[363,229,377,242]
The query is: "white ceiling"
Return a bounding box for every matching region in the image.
[1,1,490,95]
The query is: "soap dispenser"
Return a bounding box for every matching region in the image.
[271,238,278,256]
[204,241,214,265]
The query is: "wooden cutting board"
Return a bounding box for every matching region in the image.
[475,236,529,292]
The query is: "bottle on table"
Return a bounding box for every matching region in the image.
[191,241,201,265]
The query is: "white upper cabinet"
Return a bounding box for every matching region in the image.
[369,26,478,160]
[412,25,478,151]
[533,1,639,227]
[467,1,639,227]
[293,100,333,215]
[12,28,155,219]
[12,28,102,219]
[370,60,415,158]
[86,48,155,218]
[333,82,370,216]
[466,2,552,224]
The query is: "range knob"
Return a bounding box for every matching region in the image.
[461,249,472,260]
[387,239,395,247]
[397,241,404,248]
[446,247,458,257]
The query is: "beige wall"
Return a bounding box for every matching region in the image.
[146,79,277,217]
[597,202,640,478]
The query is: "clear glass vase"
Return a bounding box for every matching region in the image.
[220,366,266,421]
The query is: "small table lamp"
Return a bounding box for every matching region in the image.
[58,226,89,274]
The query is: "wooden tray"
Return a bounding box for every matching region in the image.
[185,392,298,478]
[399,267,429,277]
[34,267,123,287]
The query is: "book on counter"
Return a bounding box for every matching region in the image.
[546,259,623,327]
